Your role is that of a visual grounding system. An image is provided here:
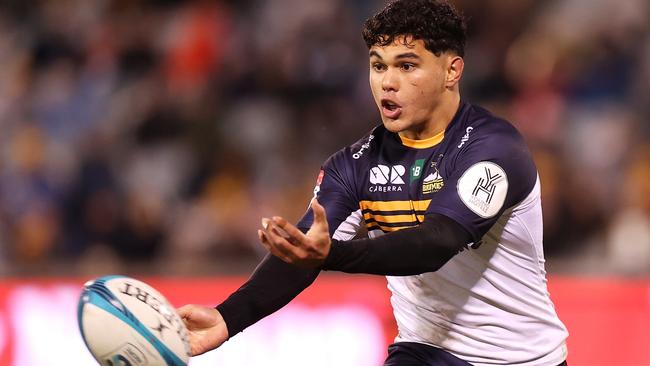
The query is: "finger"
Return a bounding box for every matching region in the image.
[258,229,276,253]
[272,216,307,244]
[177,304,194,319]
[262,217,289,238]
[264,221,298,257]
[311,198,328,227]
[190,343,204,357]
[258,229,280,254]
[259,228,294,263]
[265,221,307,261]
[258,229,269,249]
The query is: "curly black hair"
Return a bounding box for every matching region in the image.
[362,0,467,57]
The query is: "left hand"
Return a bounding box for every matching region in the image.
[258,198,331,267]
[176,304,229,356]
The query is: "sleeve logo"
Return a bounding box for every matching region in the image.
[457,162,508,218]
[457,126,474,148]
[352,134,374,159]
[313,169,325,198]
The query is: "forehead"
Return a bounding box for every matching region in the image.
[369,36,429,58]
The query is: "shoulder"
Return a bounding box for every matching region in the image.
[455,103,531,160]
[451,103,537,202]
[325,124,386,169]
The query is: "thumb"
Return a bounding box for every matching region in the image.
[177,304,194,320]
[311,198,327,227]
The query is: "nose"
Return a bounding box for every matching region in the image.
[381,68,399,92]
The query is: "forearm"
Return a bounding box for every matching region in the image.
[216,254,320,337]
[322,213,471,276]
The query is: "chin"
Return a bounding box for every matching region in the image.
[382,118,408,133]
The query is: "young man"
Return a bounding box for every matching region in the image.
[177,1,569,365]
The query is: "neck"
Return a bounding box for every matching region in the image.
[399,92,461,140]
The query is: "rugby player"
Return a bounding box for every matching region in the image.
[178,1,569,364]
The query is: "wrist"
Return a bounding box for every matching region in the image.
[321,239,341,270]
[214,303,232,339]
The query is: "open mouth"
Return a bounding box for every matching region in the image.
[382,100,399,111]
[381,98,402,119]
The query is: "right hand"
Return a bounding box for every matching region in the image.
[258,198,332,268]
[176,304,229,356]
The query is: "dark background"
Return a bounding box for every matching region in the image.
[0,0,648,276]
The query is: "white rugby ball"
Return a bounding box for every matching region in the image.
[77,275,191,366]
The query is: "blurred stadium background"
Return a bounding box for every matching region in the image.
[0,0,648,365]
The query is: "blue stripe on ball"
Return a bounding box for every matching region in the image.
[78,277,186,366]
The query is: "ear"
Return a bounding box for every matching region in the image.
[445,55,464,88]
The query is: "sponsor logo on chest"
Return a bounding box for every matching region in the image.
[409,159,425,182]
[369,164,405,192]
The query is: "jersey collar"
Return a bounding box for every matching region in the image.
[396,100,467,149]
[398,129,445,149]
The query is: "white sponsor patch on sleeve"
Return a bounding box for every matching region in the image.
[457,161,508,218]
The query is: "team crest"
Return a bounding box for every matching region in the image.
[422,170,444,194]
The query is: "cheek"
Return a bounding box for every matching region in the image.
[408,71,437,93]
[369,75,381,98]
[415,72,444,95]
[406,77,433,101]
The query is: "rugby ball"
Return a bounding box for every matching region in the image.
[77,275,191,366]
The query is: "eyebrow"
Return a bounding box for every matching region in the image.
[369,50,383,59]
[395,52,421,60]
[369,51,421,61]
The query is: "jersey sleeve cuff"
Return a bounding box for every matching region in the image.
[425,207,481,245]
[322,239,343,271]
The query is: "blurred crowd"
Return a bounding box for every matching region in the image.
[0,0,648,276]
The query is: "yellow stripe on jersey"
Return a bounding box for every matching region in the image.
[359,199,431,212]
[366,222,417,232]
[363,213,425,223]
[360,199,431,233]
[398,129,445,149]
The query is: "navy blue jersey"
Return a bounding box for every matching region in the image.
[298,101,537,244]
[296,101,568,365]
[295,101,569,364]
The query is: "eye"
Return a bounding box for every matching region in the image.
[372,62,386,72]
[401,63,416,71]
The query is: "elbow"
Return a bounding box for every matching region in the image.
[396,244,458,276]
[425,249,457,273]
[415,237,465,274]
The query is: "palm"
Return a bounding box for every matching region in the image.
[306,217,330,255]
[177,305,228,356]
[307,206,329,234]
[186,328,220,356]
[258,198,333,267]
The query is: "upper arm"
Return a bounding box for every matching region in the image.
[426,124,537,243]
[297,151,363,240]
